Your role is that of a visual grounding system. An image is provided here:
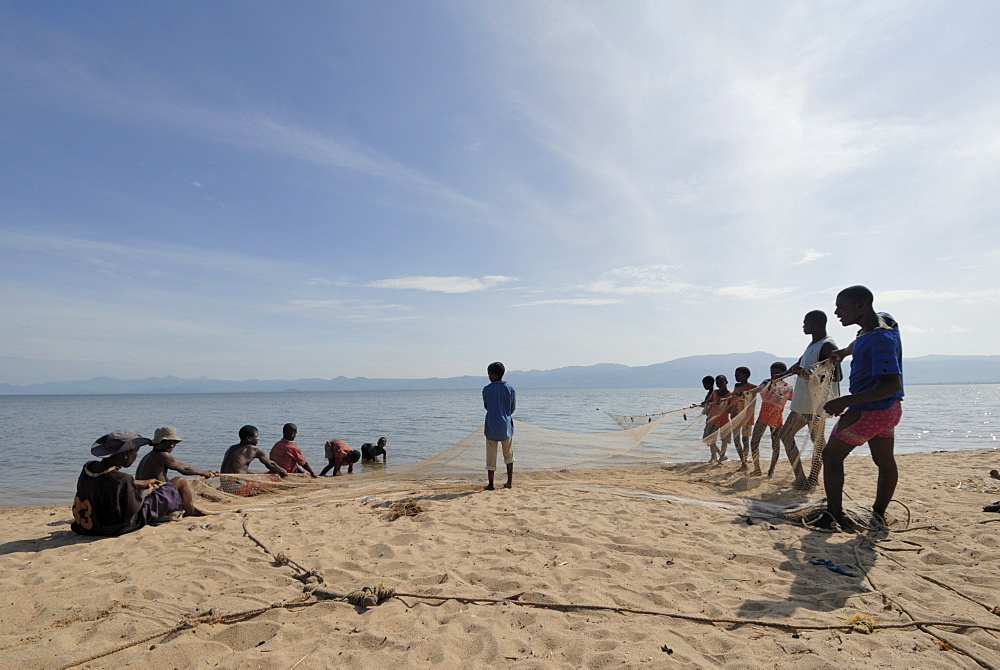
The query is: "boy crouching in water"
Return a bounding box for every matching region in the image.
[72,430,205,537]
[320,439,361,476]
[484,361,516,490]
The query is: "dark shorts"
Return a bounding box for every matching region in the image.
[139,482,183,524]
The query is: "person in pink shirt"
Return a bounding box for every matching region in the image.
[730,367,757,472]
[320,438,361,476]
[269,423,317,478]
[749,362,794,477]
[704,374,732,464]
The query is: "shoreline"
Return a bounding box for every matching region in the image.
[2,449,999,668]
[4,442,997,511]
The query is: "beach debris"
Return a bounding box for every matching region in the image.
[810,558,859,578]
[387,500,425,520]
[847,613,877,634]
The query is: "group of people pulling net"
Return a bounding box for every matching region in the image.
[71,288,907,536]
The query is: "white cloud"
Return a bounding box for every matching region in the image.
[367,275,519,293]
[714,283,796,300]
[516,298,626,307]
[584,265,693,295]
[305,277,349,287]
[288,299,345,310]
[12,55,488,215]
[793,250,829,265]
[353,303,412,311]
[0,227,289,278]
[881,289,1000,302]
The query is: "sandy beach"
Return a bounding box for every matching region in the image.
[2,448,999,669]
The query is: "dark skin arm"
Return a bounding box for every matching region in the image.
[297,461,317,478]
[790,341,837,375]
[824,374,902,416]
[828,340,855,362]
[161,452,218,478]
[254,449,288,477]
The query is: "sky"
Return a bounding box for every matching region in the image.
[2,1,999,385]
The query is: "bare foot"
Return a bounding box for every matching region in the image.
[735,464,747,473]
[991,469,1000,480]
[503,482,512,489]
[750,469,762,477]
[484,484,495,491]
[811,510,857,533]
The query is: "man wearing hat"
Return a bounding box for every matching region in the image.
[137,426,219,482]
[71,430,205,536]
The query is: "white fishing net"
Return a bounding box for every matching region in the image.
[185,361,838,510]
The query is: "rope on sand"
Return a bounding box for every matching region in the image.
[56,594,315,670]
[58,579,1000,670]
[242,513,324,584]
[315,587,1000,633]
[854,544,1000,670]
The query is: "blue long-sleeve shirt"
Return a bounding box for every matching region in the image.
[483,380,516,441]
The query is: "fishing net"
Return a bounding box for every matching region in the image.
[180,361,838,512]
[186,413,670,511]
[602,359,839,485]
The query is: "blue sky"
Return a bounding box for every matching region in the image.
[2,1,999,385]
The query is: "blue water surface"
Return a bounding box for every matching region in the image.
[0,385,997,507]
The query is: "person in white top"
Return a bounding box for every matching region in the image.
[778,310,841,490]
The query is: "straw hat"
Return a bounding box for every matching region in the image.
[152,426,184,445]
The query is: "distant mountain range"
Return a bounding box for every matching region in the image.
[2,353,999,395]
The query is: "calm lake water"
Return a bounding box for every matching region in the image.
[1,385,997,507]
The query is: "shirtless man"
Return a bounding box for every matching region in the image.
[136,426,218,481]
[219,425,288,497]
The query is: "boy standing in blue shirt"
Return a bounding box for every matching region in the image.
[483,361,516,490]
[822,285,904,531]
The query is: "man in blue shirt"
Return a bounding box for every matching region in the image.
[483,361,516,490]
[822,286,904,531]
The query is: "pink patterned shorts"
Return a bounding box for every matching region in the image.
[831,399,902,447]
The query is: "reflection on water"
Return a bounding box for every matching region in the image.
[0,384,997,507]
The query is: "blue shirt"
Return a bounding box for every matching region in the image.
[849,313,904,411]
[483,380,516,441]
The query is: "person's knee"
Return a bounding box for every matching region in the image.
[822,439,851,467]
[871,452,896,470]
